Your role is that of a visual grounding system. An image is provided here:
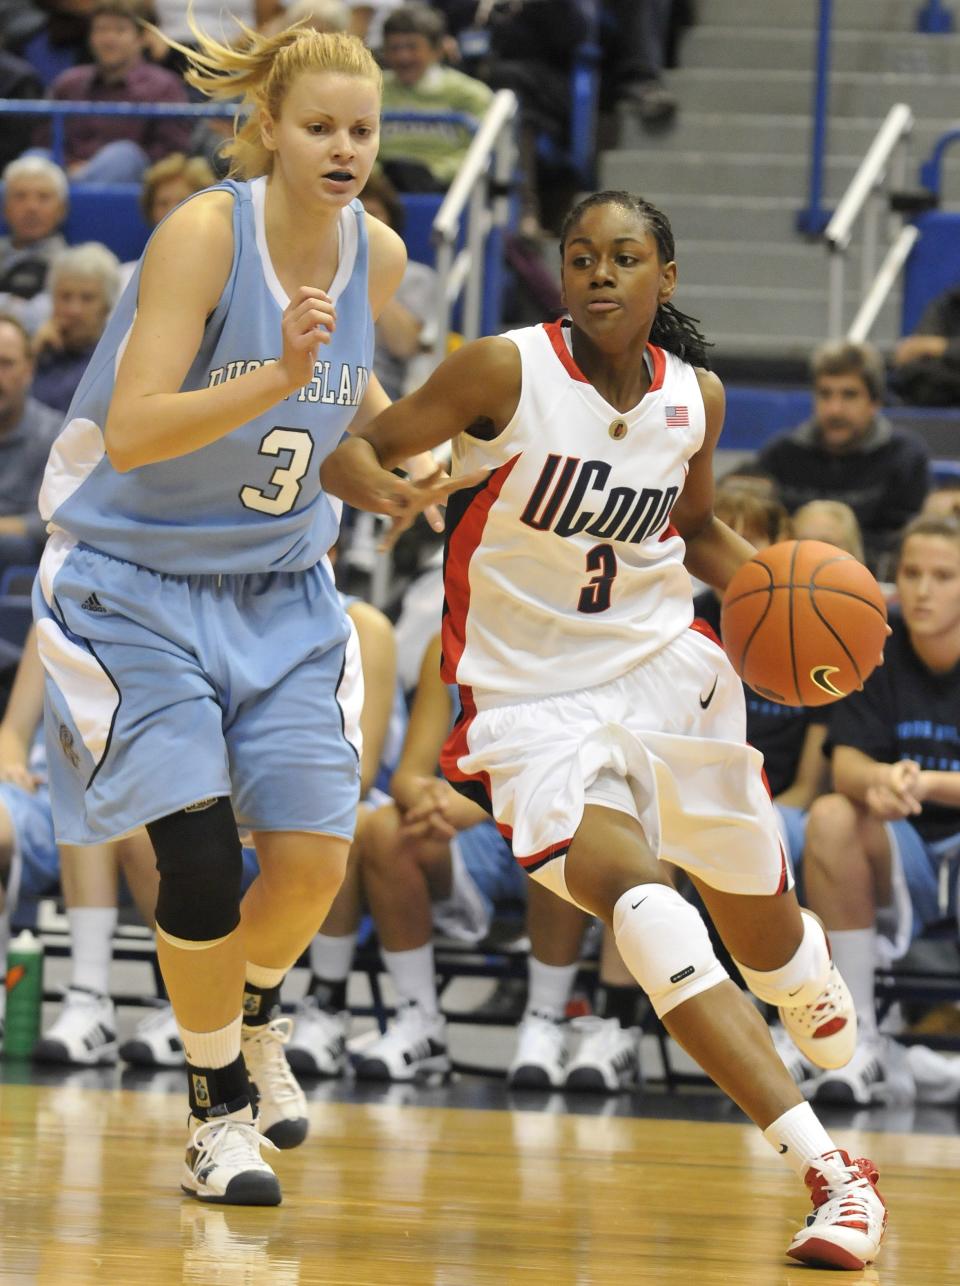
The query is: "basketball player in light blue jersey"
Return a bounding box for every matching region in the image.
[31,17,466,1207]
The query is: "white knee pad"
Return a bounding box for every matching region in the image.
[735,911,830,1007]
[612,884,729,1020]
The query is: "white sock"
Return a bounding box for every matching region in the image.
[829,928,878,1038]
[177,1014,242,1068]
[526,958,578,1021]
[381,944,437,1015]
[245,960,286,988]
[68,906,117,996]
[763,1102,839,1178]
[310,932,357,980]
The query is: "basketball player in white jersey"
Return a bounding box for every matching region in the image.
[321,191,889,1268]
[31,18,469,1206]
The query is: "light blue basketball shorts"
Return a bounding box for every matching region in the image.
[777,804,955,963]
[432,818,526,944]
[33,536,363,846]
[0,782,59,902]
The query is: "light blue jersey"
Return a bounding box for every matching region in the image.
[38,177,374,575]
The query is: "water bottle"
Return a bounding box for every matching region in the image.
[4,930,44,1058]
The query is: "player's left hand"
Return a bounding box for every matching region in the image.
[404,450,447,533]
[378,466,490,550]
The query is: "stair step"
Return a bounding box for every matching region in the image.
[703,0,935,32]
[683,27,960,75]
[620,111,958,160]
[664,67,960,121]
[669,241,829,290]
[672,285,899,346]
[601,150,862,201]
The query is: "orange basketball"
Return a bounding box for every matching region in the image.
[720,540,888,707]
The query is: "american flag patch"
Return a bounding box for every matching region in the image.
[665,405,689,427]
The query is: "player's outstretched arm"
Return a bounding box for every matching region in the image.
[319,335,520,520]
[673,369,757,592]
[105,192,335,472]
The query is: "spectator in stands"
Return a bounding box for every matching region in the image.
[792,499,866,565]
[262,0,349,34]
[0,314,61,572]
[0,42,43,172]
[0,625,173,1068]
[890,283,960,407]
[715,461,780,502]
[46,0,191,183]
[286,632,593,1087]
[602,0,677,128]
[379,4,492,192]
[0,156,68,333]
[432,0,592,236]
[757,340,929,576]
[116,151,217,294]
[361,169,437,399]
[800,515,960,1106]
[6,0,92,89]
[348,0,403,49]
[150,0,282,45]
[922,478,960,522]
[31,241,120,413]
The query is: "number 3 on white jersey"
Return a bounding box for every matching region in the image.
[240,427,315,516]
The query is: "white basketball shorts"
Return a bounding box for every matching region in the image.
[442,624,790,905]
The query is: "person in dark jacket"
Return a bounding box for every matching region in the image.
[757,339,929,576]
[890,285,960,407]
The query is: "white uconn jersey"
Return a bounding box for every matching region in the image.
[38,178,374,575]
[441,320,706,701]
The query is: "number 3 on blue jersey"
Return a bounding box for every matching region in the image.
[240,427,315,516]
[577,542,617,613]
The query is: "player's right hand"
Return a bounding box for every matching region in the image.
[279,286,337,390]
[0,760,36,793]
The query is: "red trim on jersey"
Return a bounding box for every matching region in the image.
[542,320,665,393]
[647,342,666,391]
[775,841,789,895]
[543,319,590,382]
[689,617,724,650]
[440,685,514,842]
[659,521,679,543]
[515,838,573,871]
[441,456,520,685]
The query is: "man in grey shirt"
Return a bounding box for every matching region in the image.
[0,313,61,575]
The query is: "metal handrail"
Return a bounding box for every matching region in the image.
[847,225,920,342]
[430,89,517,359]
[823,103,914,338]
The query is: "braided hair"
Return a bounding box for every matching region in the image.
[559,191,712,369]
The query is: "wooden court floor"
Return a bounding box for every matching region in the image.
[0,1079,957,1285]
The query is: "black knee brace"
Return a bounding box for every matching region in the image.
[148,796,243,943]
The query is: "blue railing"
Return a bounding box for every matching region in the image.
[797,0,834,235]
[799,0,956,235]
[0,98,482,168]
[919,127,960,192]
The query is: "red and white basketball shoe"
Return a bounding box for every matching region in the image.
[779,961,857,1070]
[788,1149,887,1269]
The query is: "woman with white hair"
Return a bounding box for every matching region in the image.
[0,156,70,328]
[31,242,121,413]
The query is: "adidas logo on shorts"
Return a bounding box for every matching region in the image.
[80,592,108,614]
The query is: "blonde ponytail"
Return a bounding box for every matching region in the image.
[155,9,382,180]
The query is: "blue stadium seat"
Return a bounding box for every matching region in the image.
[0,564,37,598]
[902,210,960,336]
[0,594,33,668]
